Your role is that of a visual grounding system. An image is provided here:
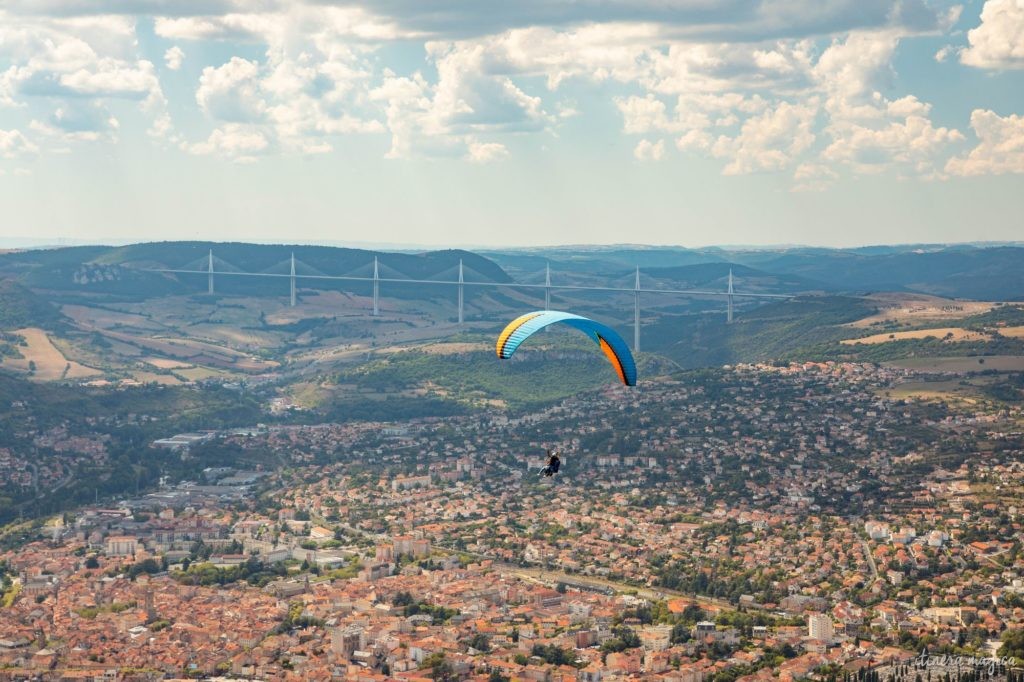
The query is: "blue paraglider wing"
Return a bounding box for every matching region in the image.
[496,310,637,386]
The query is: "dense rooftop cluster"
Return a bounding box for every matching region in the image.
[1,362,1023,680]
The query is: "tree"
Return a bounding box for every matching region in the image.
[466,634,491,653]
[422,653,456,682]
[84,556,100,569]
[998,628,1024,660]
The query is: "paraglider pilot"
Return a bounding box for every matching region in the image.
[540,450,561,477]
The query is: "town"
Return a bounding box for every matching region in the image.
[1,362,1023,680]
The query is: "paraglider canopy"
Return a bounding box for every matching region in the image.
[496,310,637,386]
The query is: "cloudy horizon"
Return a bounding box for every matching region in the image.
[1,0,1023,247]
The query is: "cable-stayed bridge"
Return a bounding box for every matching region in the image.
[136,250,794,351]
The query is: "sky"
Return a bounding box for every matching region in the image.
[0,0,1023,249]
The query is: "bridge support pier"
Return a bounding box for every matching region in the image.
[634,266,640,352]
[372,257,379,316]
[727,269,734,324]
[207,250,214,295]
[457,259,464,325]
[289,253,296,307]
[544,262,551,311]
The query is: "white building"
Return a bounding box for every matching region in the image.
[104,535,137,557]
[808,614,835,643]
[864,521,890,541]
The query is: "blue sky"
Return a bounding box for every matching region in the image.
[0,0,1023,248]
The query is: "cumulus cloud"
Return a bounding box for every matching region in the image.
[153,7,413,43]
[0,11,169,154]
[186,123,269,162]
[960,0,1024,69]
[466,141,508,163]
[801,32,963,178]
[154,13,282,43]
[0,0,1010,175]
[0,129,38,158]
[791,162,838,191]
[946,109,1024,175]
[171,8,395,156]
[365,40,553,159]
[426,41,550,135]
[617,96,684,135]
[711,100,817,174]
[633,138,665,161]
[196,57,267,122]
[164,45,184,70]
[822,95,963,174]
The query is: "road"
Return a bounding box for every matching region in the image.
[860,539,879,580]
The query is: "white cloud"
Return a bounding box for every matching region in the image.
[59,58,161,102]
[186,123,269,162]
[792,162,838,191]
[960,0,1024,70]
[0,0,1007,174]
[617,95,682,134]
[616,92,765,137]
[196,57,266,122]
[813,31,899,102]
[823,113,963,174]
[934,45,954,62]
[0,15,160,104]
[810,33,963,177]
[633,138,665,161]
[0,129,38,158]
[644,41,814,96]
[711,100,817,174]
[153,7,414,44]
[177,9,390,156]
[946,109,1024,175]
[366,39,554,160]
[165,45,184,70]
[676,129,713,151]
[427,41,550,135]
[0,11,168,152]
[466,141,508,163]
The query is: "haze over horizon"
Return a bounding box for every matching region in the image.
[2,236,1024,253]
[1,0,1023,247]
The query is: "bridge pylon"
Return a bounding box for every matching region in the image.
[457,259,464,325]
[290,253,296,307]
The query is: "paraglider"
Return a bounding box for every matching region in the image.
[495,310,637,387]
[539,450,561,477]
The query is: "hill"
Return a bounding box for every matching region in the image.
[732,246,1024,299]
[0,279,68,331]
[0,242,512,301]
[487,244,1024,301]
[641,296,878,368]
[640,263,820,293]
